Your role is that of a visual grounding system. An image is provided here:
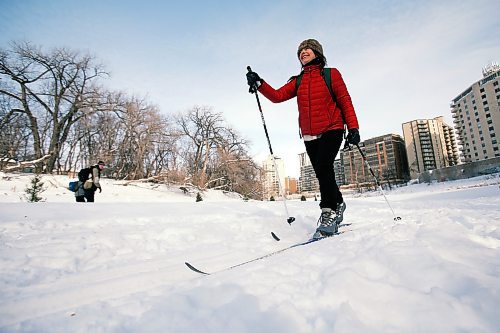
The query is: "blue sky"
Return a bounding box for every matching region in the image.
[1,0,499,177]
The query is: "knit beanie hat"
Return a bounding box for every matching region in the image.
[297,39,324,58]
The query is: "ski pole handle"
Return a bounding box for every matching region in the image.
[247,66,260,92]
[247,66,257,92]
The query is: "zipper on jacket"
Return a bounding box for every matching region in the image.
[307,70,312,135]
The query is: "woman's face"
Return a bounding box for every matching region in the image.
[299,48,316,65]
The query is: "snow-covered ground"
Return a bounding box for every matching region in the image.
[0,172,499,333]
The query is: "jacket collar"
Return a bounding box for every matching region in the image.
[302,64,322,73]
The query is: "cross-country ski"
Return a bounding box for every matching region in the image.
[185,231,347,275]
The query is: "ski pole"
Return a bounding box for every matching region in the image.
[350,143,401,221]
[247,66,295,225]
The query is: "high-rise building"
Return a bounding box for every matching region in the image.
[343,134,409,185]
[334,157,345,186]
[284,177,298,195]
[298,152,319,193]
[298,153,344,193]
[402,116,459,178]
[450,63,500,162]
[262,155,286,200]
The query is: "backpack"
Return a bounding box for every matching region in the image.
[78,167,92,182]
[68,180,79,192]
[295,67,337,105]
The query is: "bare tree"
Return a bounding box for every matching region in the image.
[0,94,31,168]
[67,91,125,173]
[79,96,178,180]
[176,106,222,187]
[175,106,260,194]
[113,97,164,179]
[0,42,108,172]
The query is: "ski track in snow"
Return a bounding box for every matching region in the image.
[0,173,499,332]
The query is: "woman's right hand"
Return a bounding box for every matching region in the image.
[246,71,262,93]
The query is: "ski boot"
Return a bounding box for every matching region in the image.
[312,202,346,239]
[334,201,346,225]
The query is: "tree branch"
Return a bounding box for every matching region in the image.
[3,153,52,171]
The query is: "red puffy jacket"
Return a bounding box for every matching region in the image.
[258,64,359,136]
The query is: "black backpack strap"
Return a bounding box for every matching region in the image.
[322,68,336,104]
[294,72,303,91]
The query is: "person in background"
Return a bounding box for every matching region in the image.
[246,39,360,238]
[75,161,105,202]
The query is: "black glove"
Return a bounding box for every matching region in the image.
[98,187,102,193]
[346,128,360,145]
[246,71,262,93]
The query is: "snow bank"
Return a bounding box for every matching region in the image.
[0,173,499,332]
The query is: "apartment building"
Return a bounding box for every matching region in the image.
[298,152,319,193]
[402,116,459,178]
[334,157,345,186]
[284,177,298,195]
[343,134,409,185]
[262,155,286,200]
[450,63,500,162]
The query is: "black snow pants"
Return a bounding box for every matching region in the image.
[304,129,344,209]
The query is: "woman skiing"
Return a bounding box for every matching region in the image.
[246,38,360,238]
